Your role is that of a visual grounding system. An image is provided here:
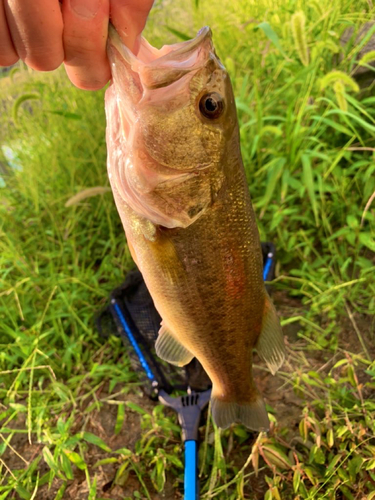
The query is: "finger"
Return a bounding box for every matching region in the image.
[4,0,64,71]
[110,0,154,53]
[0,0,18,66]
[62,0,110,91]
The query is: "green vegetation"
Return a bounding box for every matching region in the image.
[1,0,374,498]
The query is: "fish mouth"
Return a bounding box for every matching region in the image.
[107,25,215,89]
[105,26,223,228]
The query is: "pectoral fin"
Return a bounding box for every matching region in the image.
[155,324,194,367]
[256,295,285,375]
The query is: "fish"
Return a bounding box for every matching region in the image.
[105,25,285,430]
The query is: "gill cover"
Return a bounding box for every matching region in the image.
[105,26,231,228]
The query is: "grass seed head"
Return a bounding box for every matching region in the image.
[333,81,348,111]
[291,11,310,66]
[320,70,360,92]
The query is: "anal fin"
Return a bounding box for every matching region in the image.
[256,294,285,375]
[155,324,194,367]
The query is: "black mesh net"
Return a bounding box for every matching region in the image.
[96,242,275,398]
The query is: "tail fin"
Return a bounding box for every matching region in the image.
[211,391,270,431]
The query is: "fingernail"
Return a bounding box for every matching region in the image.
[70,0,101,19]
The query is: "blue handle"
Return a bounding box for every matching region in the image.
[112,301,156,382]
[184,440,198,500]
[263,253,273,281]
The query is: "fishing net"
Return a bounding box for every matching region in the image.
[96,242,276,397]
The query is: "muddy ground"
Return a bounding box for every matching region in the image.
[2,290,374,500]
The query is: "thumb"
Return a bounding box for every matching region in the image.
[110,0,154,54]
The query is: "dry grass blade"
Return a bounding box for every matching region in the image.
[361,190,375,227]
[344,302,371,361]
[65,187,112,207]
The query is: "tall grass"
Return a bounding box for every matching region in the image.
[0,0,374,498]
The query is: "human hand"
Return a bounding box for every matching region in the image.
[0,0,153,90]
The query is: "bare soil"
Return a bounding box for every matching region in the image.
[3,289,374,500]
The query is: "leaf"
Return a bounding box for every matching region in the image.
[264,490,273,500]
[327,429,334,448]
[293,469,301,492]
[43,447,58,472]
[79,431,111,452]
[366,458,375,470]
[165,453,183,469]
[272,487,282,500]
[114,447,133,456]
[47,110,82,120]
[165,26,192,41]
[312,116,353,136]
[65,187,111,207]
[255,22,287,57]
[309,444,325,465]
[125,401,149,415]
[339,485,355,500]
[359,232,375,252]
[332,358,349,369]
[115,403,125,435]
[12,93,40,124]
[258,157,286,217]
[94,457,119,467]
[54,483,67,500]
[114,461,130,486]
[346,215,359,228]
[348,456,363,480]
[15,487,31,500]
[304,465,318,485]
[63,449,87,470]
[233,427,249,438]
[326,110,375,134]
[347,365,357,387]
[259,125,283,137]
[301,154,318,225]
[9,403,27,412]
[151,454,166,492]
[299,418,308,441]
[262,444,293,470]
[88,476,97,500]
[60,452,74,480]
[251,441,260,476]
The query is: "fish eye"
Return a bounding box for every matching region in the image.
[199,92,224,120]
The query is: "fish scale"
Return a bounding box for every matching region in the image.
[105,25,285,430]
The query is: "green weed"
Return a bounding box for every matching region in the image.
[0,0,374,498]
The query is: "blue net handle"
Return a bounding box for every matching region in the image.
[184,440,198,500]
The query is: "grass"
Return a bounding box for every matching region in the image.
[1,0,375,498]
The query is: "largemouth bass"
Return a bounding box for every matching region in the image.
[105,26,285,430]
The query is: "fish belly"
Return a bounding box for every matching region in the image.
[121,167,276,428]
